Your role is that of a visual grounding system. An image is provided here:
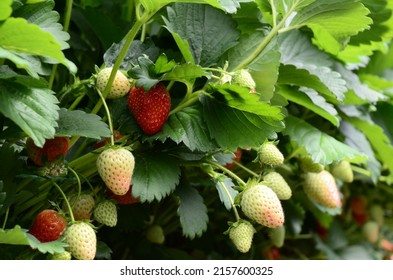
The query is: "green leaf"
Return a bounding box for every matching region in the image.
[0,17,71,71]
[0,77,59,147]
[289,0,372,44]
[335,63,387,104]
[0,0,12,21]
[200,94,284,151]
[283,115,367,165]
[340,121,381,184]
[164,3,239,67]
[26,234,67,254]
[154,105,219,152]
[277,86,340,126]
[56,108,111,139]
[338,245,374,260]
[175,184,208,239]
[140,0,242,14]
[215,176,238,211]
[162,63,207,83]
[0,225,30,246]
[132,152,181,202]
[348,116,393,177]
[279,31,347,102]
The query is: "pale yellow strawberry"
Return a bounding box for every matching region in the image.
[96,67,131,99]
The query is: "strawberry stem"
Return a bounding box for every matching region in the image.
[232,161,260,178]
[67,166,82,201]
[95,88,115,145]
[217,180,241,221]
[52,181,75,223]
[1,207,9,230]
[207,160,246,187]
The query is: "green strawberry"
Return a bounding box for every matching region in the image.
[48,251,72,260]
[362,221,379,244]
[96,147,135,195]
[263,172,292,200]
[268,225,285,248]
[67,193,95,221]
[146,225,165,244]
[94,200,117,227]
[303,171,341,209]
[228,220,256,253]
[240,184,284,228]
[64,222,97,260]
[299,156,324,173]
[258,142,284,167]
[96,67,131,99]
[369,204,384,226]
[330,160,353,183]
[232,69,256,92]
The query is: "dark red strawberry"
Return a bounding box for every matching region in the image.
[225,148,243,169]
[106,186,140,205]
[26,137,69,166]
[127,83,171,135]
[28,209,68,242]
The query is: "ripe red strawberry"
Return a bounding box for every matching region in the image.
[228,220,256,253]
[94,200,117,227]
[28,209,68,243]
[26,137,69,166]
[351,196,368,225]
[263,246,281,260]
[127,83,171,135]
[225,148,243,169]
[330,160,353,183]
[63,222,97,260]
[303,171,341,209]
[263,171,292,200]
[258,142,284,167]
[96,67,131,99]
[146,225,165,244]
[67,193,95,221]
[240,184,284,228]
[232,69,256,93]
[106,187,140,205]
[96,147,135,195]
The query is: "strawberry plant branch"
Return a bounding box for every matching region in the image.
[1,207,9,230]
[52,181,75,223]
[67,166,82,201]
[206,160,246,187]
[95,89,115,146]
[232,161,260,178]
[169,90,203,116]
[268,0,278,27]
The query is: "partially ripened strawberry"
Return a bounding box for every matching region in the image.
[263,171,292,200]
[67,193,95,221]
[127,83,171,135]
[330,160,353,183]
[28,209,68,243]
[96,147,135,195]
[232,69,256,93]
[258,142,284,167]
[96,67,131,99]
[263,246,281,260]
[94,200,117,227]
[146,225,165,245]
[63,222,97,260]
[26,137,69,166]
[228,220,256,253]
[303,171,341,209]
[106,187,140,205]
[240,184,284,228]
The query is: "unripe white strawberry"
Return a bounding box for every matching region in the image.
[240,184,284,228]
[369,204,384,227]
[66,193,95,221]
[94,200,117,227]
[263,172,292,200]
[258,142,284,167]
[303,171,341,209]
[232,69,256,92]
[96,147,135,195]
[48,251,72,260]
[228,220,256,253]
[64,222,97,260]
[96,67,131,99]
[330,160,353,183]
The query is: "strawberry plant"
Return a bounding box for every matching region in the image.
[1,0,393,260]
